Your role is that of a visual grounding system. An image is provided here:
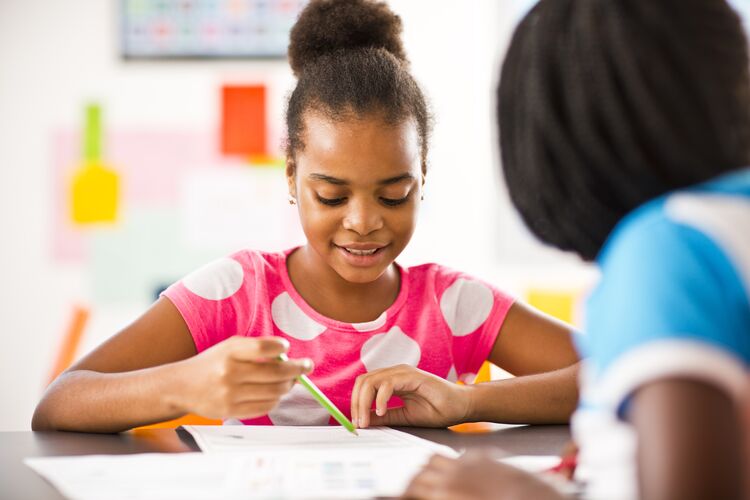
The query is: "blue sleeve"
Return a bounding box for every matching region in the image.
[580,212,750,399]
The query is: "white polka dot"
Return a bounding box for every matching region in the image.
[446,366,458,383]
[271,292,327,340]
[351,312,387,332]
[182,257,244,300]
[440,279,494,336]
[459,372,477,384]
[360,326,421,372]
[222,418,244,426]
[268,383,331,425]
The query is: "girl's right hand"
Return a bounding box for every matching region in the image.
[402,451,566,500]
[173,336,313,420]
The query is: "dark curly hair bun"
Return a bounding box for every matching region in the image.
[285,0,430,170]
[288,0,407,77]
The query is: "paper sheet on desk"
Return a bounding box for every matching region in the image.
[24,427,457,500]
[498,455,560,472]
[183,425,455,455]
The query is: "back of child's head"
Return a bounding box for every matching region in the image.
[286,0,431,171]
[498,0,750,261]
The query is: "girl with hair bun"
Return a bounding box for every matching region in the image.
[33,0,579,434]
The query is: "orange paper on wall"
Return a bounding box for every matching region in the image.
[48,305,89,384]
[221,85,267,157]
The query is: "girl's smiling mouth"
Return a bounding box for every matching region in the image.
[334,243,389,266]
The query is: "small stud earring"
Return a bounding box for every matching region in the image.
[288,196,296,205]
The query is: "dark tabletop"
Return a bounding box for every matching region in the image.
[0,424,570,499]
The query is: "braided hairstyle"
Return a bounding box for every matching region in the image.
[498,0,750,261]
[286,0,431,171]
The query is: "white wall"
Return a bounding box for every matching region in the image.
[0,0,592,431]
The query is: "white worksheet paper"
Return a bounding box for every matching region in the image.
[183,425,453,455]
[25,426,457,500]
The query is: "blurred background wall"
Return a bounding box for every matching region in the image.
[2,0,745,431]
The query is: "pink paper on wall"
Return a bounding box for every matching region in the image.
[52,130,86,262]
[52,129,223,262]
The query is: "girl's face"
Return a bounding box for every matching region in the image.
[288,111,424,284]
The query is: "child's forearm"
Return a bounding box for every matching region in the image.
[31,363,189,433]
[464,363,580,424]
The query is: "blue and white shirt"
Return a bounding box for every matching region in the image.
[573,168,750,499]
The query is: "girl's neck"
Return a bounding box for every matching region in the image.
[286,245,401,323]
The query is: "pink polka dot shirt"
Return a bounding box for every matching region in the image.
[162,248,515,426]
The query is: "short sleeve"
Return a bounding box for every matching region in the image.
[434,267,515,381]
[580,213,750,412]
[161,253,257,353]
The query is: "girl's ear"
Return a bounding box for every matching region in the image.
[286,158,297,199]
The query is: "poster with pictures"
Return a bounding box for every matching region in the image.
[121,0,308,59]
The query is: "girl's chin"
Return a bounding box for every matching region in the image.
[334,266,389,284]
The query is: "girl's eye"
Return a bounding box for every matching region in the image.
[380,195,410,207]
[316,195,346,206]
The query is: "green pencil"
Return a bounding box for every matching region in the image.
[278,353,358,436]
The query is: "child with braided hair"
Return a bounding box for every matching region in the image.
[406,0,750,498]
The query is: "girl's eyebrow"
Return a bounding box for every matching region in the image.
[309,173,347,185]
[308,173,415,186]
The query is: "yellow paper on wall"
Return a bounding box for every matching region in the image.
[526,289,576,324]
[70,103,119,225]
[71,163,119,223]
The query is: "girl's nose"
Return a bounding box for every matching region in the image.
[342,199,384,235]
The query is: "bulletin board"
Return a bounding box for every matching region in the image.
[121,0,308,59]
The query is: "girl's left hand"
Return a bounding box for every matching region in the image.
[350,364,472,428]
[402,452,565,500]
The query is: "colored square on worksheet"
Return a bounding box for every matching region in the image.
[221,85,267,156]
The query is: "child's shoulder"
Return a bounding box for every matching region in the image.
[227,247,286,267]
[600,180,750,281]
[403,261,475,284]
[402,261,512,300]
[587,179,750,364]
[176,248,287,299]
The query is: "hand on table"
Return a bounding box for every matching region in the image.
[350,364,471,428]
[401,451,565,500]
[175,336,313,420]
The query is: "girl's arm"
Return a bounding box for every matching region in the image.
[401,378,747,500]
[351,302,580,428]
[32,298,311,433]
[464,301,580,424]
[628,378,745,500]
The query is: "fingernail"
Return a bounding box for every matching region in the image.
[376,408,384,416]
[303,359,314,372]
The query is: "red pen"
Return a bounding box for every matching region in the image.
[547,451,578,479]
